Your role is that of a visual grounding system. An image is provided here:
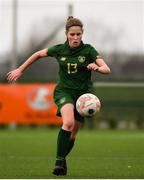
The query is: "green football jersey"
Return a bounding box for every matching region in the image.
[47,41,99,90]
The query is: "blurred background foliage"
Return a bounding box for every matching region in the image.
[0,0,144,129]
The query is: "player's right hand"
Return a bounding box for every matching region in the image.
[7,68,23,82]
[87,63,99,71]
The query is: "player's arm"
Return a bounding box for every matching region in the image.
[87,58,111,74]
[7,48,48,82]
[95,58,111,74]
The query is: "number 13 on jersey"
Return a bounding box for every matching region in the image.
[67,63,77,74]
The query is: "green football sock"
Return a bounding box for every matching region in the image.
[65,138,75,157]
[56,128,71,160]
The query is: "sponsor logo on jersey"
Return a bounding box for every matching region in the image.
[60,57,66,61]
[78,56,86,63]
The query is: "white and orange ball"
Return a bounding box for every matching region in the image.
[76,93,101,117]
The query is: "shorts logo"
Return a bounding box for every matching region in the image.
[78,56,86,63]
[60,57,66,61]
[59,97,66,104]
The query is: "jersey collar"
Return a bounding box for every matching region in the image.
[64,41,84,54]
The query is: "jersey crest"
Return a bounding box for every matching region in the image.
[78,56,86,63]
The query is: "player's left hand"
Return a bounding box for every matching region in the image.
[87,63,99,71]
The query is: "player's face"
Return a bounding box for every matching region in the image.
[66,26,83,48]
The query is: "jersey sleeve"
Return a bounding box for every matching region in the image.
[89,45,100,63]
[47,46,56,57]
[47,45,59,57]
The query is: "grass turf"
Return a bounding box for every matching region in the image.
[0,128,144,179]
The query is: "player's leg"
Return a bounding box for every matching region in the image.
[64,106,84,157]
[53,103,74,176]
[56,103,75,160]
[65,120,82,156]
[62,121,82,175]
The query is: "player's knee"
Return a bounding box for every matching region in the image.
[62,119,74,131]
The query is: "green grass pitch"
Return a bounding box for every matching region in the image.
[0,128,144,179]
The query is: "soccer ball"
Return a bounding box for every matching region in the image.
[76,93,101,117]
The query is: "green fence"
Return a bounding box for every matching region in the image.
[88,83,144,129]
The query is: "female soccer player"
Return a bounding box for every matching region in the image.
[7,16,111,176]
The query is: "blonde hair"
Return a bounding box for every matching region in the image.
[65,16,83,31]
